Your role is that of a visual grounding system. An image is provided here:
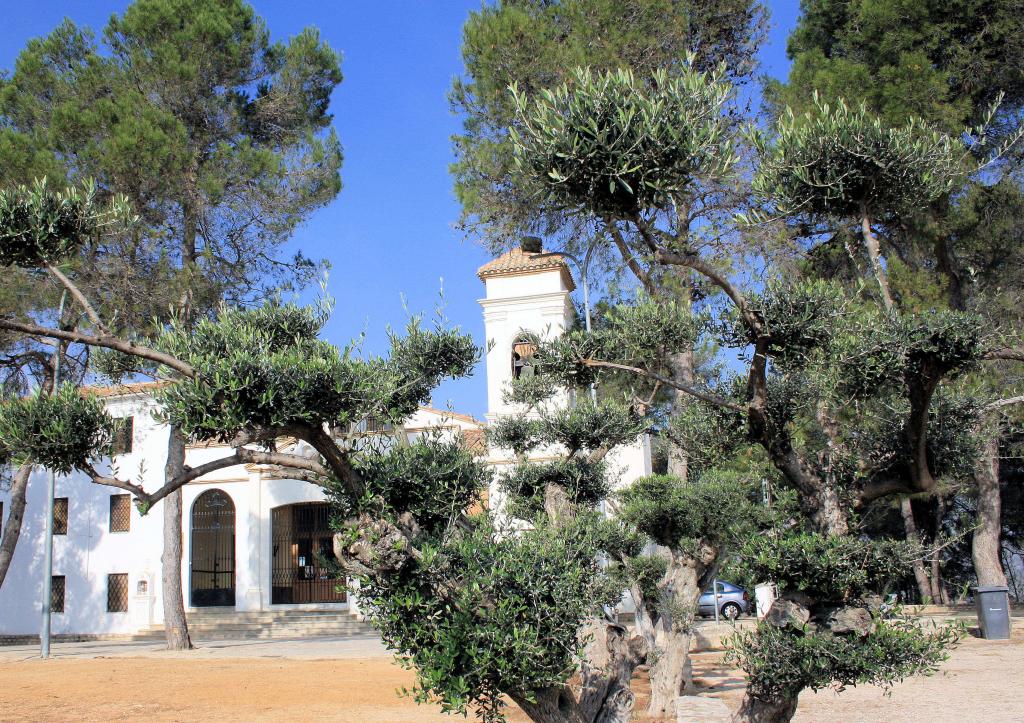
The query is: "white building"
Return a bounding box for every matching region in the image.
[0,242,649,639]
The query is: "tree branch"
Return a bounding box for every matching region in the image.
[86,447,332,509]
[858,477,915,504]
[45,263,110,334]
[0,318,195,378]
[983,347,1024,363]
[580,359,744,411]
[989,395,1024,409]
[605,222,655,294]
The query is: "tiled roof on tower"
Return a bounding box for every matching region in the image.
[476,243,576,291]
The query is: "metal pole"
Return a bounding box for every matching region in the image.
[580,243,597,404]
[538,244,597,403]
[713,578,721,624]
[40,291,67,659]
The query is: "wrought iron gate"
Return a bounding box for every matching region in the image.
[271,503,346,604]
[190,489,236,607]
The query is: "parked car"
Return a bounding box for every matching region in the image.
[698,581,749,620]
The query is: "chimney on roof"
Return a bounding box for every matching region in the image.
[520,236,543,253]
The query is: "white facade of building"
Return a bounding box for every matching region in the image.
[0,243,649,637]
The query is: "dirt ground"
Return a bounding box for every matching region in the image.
[691,631,1024,723]
[0,633,1021,722]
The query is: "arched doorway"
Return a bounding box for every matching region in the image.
[271,503,346,604]
[190,489,236,607]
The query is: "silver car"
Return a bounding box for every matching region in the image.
[698,580,749,620]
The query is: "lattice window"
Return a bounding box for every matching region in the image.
[109,494,131,533]
[107,573,128,613]
[111,416,134,455]
[51,575,65,613]
[53,497,68,535]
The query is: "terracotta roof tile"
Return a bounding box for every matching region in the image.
[80,380,169,398]
[476,247,576,290]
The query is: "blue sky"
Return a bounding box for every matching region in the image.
[1,1,801,419]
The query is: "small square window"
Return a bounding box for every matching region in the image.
[51,575,65,613]
[109,494,131,533]
[107,573,128,613]
[53,497,68,536]
[111,417,134,455]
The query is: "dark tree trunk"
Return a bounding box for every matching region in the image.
[510,688,586,723]
[900,497,933,602]
[0,463,33,589]
[931,495,950,605]
[731,691,798,723]
[972,436,1007,587]
[162,425,192,650]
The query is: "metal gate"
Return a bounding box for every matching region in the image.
[271,503,346,604]
[190,489,236,607]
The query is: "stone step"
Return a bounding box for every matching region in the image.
[138,609,377,640]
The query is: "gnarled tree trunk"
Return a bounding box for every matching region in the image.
[162,426,192,650]
[731,691,798,723]
[0,463,33,589]
[647,554,702,717]
[972,436,1007,587]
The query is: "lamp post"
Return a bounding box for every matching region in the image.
[40,290,67,659]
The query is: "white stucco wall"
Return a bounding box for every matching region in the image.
[0,394,481,636]
[478,258,653,518]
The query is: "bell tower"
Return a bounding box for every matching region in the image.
[477,238,576,423]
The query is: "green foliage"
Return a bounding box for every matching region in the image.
[511,65,737,218]
[666,400,749,480]
[770,0,1024,132]
[531,296,699,394]
[355,517,612,721]
[833,307,985,398]
[545,399,645,453]
[729,616,962,701]
[347,437,489,535]
[616,473,765,552]
[0,179,126,267]
[499,457,609,518]
[726,280,847,368]
[488,416,544,457]
[751,97,961,222]
[860,393,984,484]
[738,533,915,603]
[452,0,766,248]
[0,0,343,328]
[0,384,112,473]
[156,302,479,443]
[385,318,481,420]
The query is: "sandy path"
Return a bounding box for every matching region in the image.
[1,633,1021,721]
[691,633,1024,723]
[0,656,451,722]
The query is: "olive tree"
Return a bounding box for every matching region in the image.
[505,62,1010,720]
[0,181,652,723]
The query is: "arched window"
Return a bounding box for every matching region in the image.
[190,489,236,607]
[512,336,538,380]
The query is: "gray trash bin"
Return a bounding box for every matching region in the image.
[975,585,1011,640]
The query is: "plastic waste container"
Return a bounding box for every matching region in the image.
[975,585,1011,640]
